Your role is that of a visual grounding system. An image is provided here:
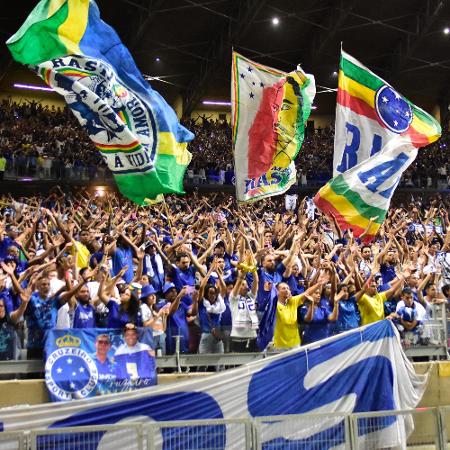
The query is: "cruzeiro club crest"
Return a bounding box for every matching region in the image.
[45,335,98,401]
[33,55,157,175]
[375,85,413,134]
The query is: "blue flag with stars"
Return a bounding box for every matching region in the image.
[44,328,156,402]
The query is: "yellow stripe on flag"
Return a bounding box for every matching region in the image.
[320,183,380,235]
[48,0,66,17]
[158,132,192,165]
[339,72,375,108]
[410,114,441,142]
[58,0,89,55]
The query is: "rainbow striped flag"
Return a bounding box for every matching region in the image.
[232,52,315,202]
[7,0,193,204]
[314,50,441,241]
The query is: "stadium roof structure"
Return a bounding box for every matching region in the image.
[2,0,450,118]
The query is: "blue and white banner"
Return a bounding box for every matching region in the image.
[1,321,427,449]
[44,328,156,401]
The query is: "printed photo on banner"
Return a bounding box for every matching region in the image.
[44,327,156,402]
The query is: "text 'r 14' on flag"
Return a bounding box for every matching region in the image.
[232,52,315,203]
[314,50,441,242]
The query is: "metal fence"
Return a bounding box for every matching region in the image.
[5,407,450,450]
[253,412,351,450]
[148,418,252,450]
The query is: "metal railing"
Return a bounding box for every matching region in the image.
[5,407,450,450]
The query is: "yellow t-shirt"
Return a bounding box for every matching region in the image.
[359,292,387,326]
[71,240,91,269]
[273,294,305,349]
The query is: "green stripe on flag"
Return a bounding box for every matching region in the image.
[410,103,442,131]
[291,78,311,159]
[340,56,384,92]
[154,153,189,195]
[6,1,69,65]
[329,175,386,223]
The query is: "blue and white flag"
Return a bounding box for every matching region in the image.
[1,321,427,449]
[44,328,156,402]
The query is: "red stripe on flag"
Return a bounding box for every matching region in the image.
[337,89,380,124]
[403,125,431,149]
[247,79,284,179]
[314,193,374,242]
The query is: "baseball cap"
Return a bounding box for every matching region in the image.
[140,284,156,299]
[162,282,176,294]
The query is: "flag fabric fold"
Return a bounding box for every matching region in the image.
[0,321,428,450]
[7,0,193,204]
[232,52,315,203]
[314,50,441,241]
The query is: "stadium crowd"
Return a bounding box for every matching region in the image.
[0,100,449,187]
[0,189,449,361]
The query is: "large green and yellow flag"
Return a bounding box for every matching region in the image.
[7,0,193,204]
[314,50,441,241]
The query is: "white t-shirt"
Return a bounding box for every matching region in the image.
[396,300,427,321]
[229,293,258,339]
[140,303,164,335]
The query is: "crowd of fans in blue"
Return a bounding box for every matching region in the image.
[0,188,448,362]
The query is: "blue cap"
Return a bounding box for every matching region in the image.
[140,284,156,299]
[162,282,176,294]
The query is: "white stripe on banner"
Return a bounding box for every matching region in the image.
[0,321,428,449]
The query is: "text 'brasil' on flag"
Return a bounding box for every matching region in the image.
[314,50,441,242]
[7,0,193,205]
[232,52,315,203]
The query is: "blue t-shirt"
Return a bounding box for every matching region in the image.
[198,302,221,334]
[380,263,396,285]
[106,300,143,328]
[283,274,305,297]
[257,263,286,312]
[73,302,96,328]
[172,265,196,306]
[25,293,62,349]
[172,266,196,290]
[220,296,232,327]
[166,302,190,354]
[300,303,332,344]
[0,237,20,260]
[112,247,134,284]
[0,288,17,315]
[336,296,359,333]
[93,356,116,395]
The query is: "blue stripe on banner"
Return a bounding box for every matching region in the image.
[0,321,426,450]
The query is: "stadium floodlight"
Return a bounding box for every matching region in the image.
[202,100,231,106]
[155,57,160,62]
[444,27,450,34]
[272,17,279,25]
[13,83,54,92]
